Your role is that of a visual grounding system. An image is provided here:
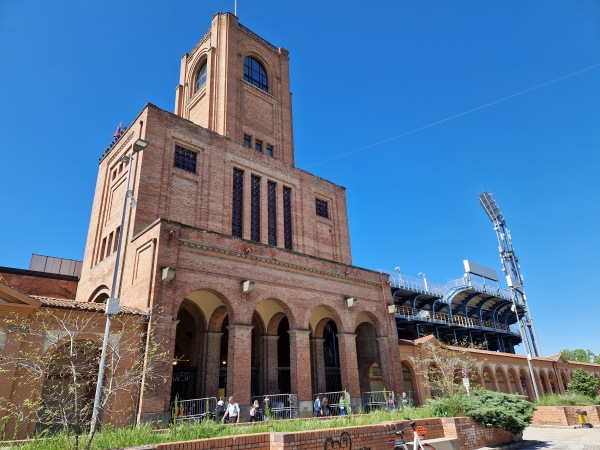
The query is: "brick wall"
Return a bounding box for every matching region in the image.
[532,406,600,426]
[136,417,519,450]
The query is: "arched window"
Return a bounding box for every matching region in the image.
[244,56,268,92]
[195,62,207,92]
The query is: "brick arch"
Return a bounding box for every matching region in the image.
[88,285,110,303]
[178,298,207,329]
[266,312,287,335]
[241,45,278,92]
[507,366,522,394]
[540,369,552,394]
[400,359,418,403]
[175,284,236,322]
[495,366,509,393]
[482,364,497,391]
[251,311,266,335]
[207,305,228,332]
[354,311,386,338]
[469,365,483,387]
[186,49,209,96]
[255,296,297,330]
[313,317,337,338]
[560,370,570,391]
[519,367,534,398]
[533,370,545,395]
[548,369,559,393]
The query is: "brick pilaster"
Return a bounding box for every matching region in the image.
[288,329,312,401]
[337,333,360,398]
[226,324,253,404]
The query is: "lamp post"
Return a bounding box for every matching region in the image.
[418,272,429,291]
[394,266,402,286]
[511,299,540,401]
[88,138,148,440]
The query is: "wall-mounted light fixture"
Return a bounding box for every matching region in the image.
[387,305,397,314]
[345,297,357,308]
[241,280,254,294]
[162,267,176,281]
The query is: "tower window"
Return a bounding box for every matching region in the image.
[316,198,329,219]
[174,145,197,173]
[255,140,263,154]
[251,175,261,242]
[283,187,293,250]
[266,144,273,158]
[195,62,207,92]
[244,56,268,92]
[268,181,277,246]
[243,134,252,148]
[232,169,244,237]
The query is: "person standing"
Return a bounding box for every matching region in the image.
[338,394,347,416]
[321,396,330,416]
[401,391,409,409]
[313,394,322,417]
[387,392,395,413]
[222,395,240,423]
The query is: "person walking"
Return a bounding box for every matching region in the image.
[222,395,240,423]
[249,400,262,422]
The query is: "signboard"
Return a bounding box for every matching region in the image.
[463,260,499,282]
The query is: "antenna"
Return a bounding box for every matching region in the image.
[478,192,542,357]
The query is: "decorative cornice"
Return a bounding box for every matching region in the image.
[178,238,379,287]
[238,23,279,54]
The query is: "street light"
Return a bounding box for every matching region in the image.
[89,138,148,439]
[418,272,429,291]
[394,266,402,286]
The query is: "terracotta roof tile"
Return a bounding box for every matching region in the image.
[32,296,147,316]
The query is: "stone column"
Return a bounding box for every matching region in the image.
[311,337,326,393]
[204,331,223,397]
[336,333,360,399]
[226,324,253,405]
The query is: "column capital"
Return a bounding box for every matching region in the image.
[336,332,357,339]
[287,329,311,337]
[226,324,254,331]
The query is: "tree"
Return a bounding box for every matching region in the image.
[0,306,168,449]
[560,348,595,363]
[595,354,600,365]
[567,369,599,398]
[417,337,483,398]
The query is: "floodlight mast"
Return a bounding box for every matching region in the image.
[478,192,542,358]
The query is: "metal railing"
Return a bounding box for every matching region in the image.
[171,396,218,423]
[392,305,519,335]
[361,390,395,412]
[391,273,521,306]
[312,391,349,416]
[252,393,298,420]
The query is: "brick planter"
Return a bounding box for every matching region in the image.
[532,405,600,426]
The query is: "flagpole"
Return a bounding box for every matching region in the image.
[234,0,237,16]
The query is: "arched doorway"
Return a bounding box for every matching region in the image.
[323,321,341,392]
[496,368,508,393]
[277,317,291,394]
[355,321,383,394]
[483,366,495,391]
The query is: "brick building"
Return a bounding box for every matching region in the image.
[1,11,598,436]
[74,12,402,422]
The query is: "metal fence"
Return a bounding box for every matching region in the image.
[312,391,348,416]
[171,396,218,423]
[252,393,298,420]
[361,390,396,412]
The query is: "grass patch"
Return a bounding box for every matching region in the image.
[6,407,434,450]
[535,393,600,406]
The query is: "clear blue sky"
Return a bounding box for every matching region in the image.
[1,1,599,358]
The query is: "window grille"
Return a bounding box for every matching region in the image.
[251,175,261,242]
[174,145,197,173]
[283,187,292,250]
[316,198,329,219]
[232,169,244,237]
[268,181,277,246]
[243,56,268,92]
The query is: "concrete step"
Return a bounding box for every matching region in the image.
[406,437,459,450]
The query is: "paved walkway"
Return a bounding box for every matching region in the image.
[520,426,600,449]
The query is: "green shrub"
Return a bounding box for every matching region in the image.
[567,369,599,398]
[465,390,536,434]
[425,394,468,417]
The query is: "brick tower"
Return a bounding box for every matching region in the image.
[77,12,401,424]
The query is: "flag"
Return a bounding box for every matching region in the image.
[113,122,123,138]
